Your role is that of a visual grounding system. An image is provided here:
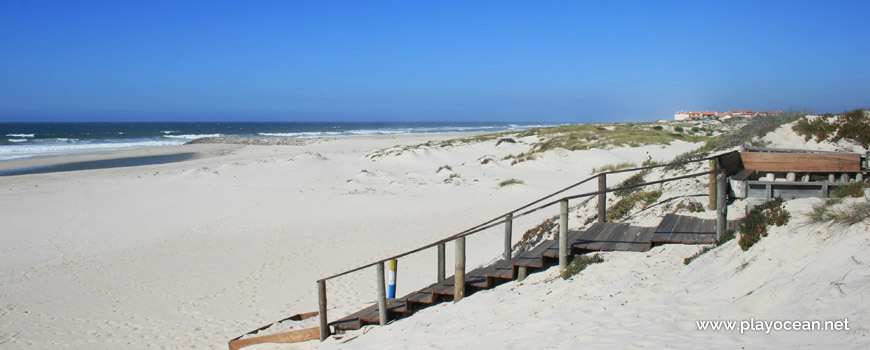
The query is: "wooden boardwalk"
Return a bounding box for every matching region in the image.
[651,213,738,246]
[329,214,728,332]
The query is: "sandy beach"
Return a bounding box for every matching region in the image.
[0,131,698,349]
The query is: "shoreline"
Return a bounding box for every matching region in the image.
[0,131,489,175]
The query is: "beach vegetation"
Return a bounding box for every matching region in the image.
[513,217,558,254]
[809,195,870,225]
[495,138,516,146]
[499,178,524,187]
[561,254,605,279]
[674,126,684,133]
[614,169,651,196]
[792,109,870,148]
[436,164,453,173]
[683,228,736,265]
[677,200,706,213]
[590,162,636,174]
[684,246,712,265]
[444,173,461,184]
[738,197,790,251]
[832,182,866,198]
[716,229,736,246]
[606,189,662,221]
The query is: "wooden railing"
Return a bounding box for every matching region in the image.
[316,150,738,340]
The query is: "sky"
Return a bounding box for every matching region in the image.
[1,0,868,123]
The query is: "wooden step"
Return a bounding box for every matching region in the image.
[485,259,516,280]
[330,298,408,330]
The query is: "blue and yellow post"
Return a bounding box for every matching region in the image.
[388,259,398,298]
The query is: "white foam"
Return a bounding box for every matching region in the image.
[162,134,220,140]
[6,134,34,138]
[0,140,186,161]
[258,132,342,138]
[161,130,178,134]
[8,139,28,143]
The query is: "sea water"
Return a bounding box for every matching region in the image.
[0,122,556,162]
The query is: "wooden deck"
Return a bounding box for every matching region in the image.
[329,214,725,332]
[650,213,738,245]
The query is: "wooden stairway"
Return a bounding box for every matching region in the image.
[329,214,731,332]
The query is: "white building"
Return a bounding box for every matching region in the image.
[674,112,690,121]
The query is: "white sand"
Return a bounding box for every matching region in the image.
[0,132,697,349]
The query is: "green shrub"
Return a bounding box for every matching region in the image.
[833,182,866,198]
[653,125,664,131]
[792,109,870,147]
[674,126,684,133]
[738,197,790,250]
[495,138,516,146]
[792,115,837,142]
[716,229,736,246]
[833,109,870,148]
[562,254,605,279]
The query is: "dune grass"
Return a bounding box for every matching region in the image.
[590,162,636,174]
[499,178,524,187]
[561,254,605,279]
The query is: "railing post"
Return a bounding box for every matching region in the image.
[560,199,569,270]
[318,280,329,341]
[376,262,387,326]
[504,213,513,260]
[716,171,727,242]
[454,237,466,302]
[437,242,446,282]
[709,159,718,210]
[598,174,607,222]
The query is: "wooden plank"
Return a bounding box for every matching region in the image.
[733,169,756,181]
[587,223,620,250]
[679,217,699,244]
[329,318,361,331]
[485,259,516,280]
[594,223,624,251]
[719,151,744,176]
[229,327,320,350]
[671,215,692,244]
[740,152,860,173]
[651,213,678,244]
[631,227,656,251]
[466,267,492,289]
[573,223,605,249]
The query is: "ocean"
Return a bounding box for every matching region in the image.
[0,122,556,162]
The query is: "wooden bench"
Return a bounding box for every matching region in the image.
[731,152,863,203]
[740,152,861,173]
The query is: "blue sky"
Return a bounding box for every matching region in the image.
[1,1,868,122]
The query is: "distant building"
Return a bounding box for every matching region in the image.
[674,109,781,121]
